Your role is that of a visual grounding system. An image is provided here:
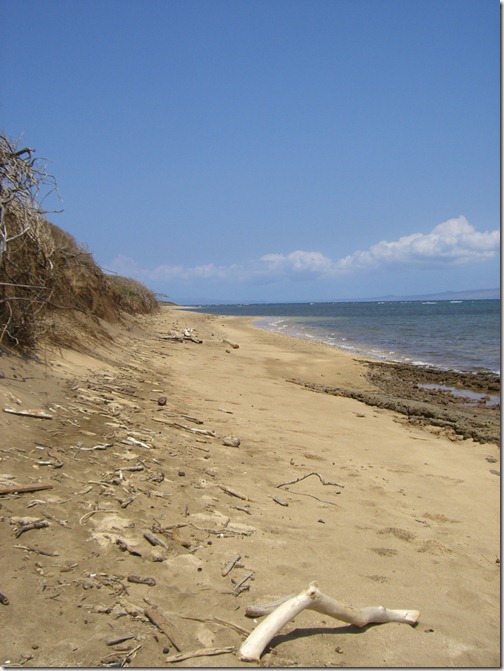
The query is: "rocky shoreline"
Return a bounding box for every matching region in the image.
[290,360,500,446]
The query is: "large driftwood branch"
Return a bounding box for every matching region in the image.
[239,581,419,662]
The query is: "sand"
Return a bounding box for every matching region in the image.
[0,305,500,667]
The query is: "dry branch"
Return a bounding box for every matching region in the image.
[144,608,182,652]
[0,483,53,495]
[239,581,420,662]
[164,646,235,663]
[4,408,52,419]
[277,471,344,489]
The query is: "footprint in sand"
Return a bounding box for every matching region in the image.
[416,539,453,555]
[371,547,398,556]
[377,527,416,542]
[423,512,461,524]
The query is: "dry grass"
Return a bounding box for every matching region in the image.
[0,212,159,352]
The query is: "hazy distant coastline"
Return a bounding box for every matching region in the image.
[182,287,499,306]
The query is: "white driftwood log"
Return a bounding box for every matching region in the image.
[239,581,419,662]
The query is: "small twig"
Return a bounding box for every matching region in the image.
[234,571,255,595]
[222,553,241,577]
[164,646,235,663]
[105,634,136,647]
[115,464,144,473]
[218,484,249,501]
[13,544,59,557]
[143,531,167,549]
[116,539,142,557]
[277,472,344,489]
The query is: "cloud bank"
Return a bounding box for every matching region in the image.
[108,216,499,285]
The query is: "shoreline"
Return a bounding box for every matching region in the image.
[183,300,500,376]
[1,304,500,667]
[195,309,501,446]
[251,317,501,376]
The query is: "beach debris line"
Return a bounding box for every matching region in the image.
[239,581,420,662]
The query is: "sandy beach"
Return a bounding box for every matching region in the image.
[0,304,500,667]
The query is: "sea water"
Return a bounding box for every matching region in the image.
[189,299,500,374]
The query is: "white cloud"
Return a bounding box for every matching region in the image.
[260,250,335,274]
[335,217,499,272]
[107,217,499,286]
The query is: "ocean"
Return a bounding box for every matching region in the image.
[189,299,500,374]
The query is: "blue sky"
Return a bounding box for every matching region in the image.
[1,0,499,304]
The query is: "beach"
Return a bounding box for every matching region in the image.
[0,304,500,667]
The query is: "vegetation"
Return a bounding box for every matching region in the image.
[0,134,158,352]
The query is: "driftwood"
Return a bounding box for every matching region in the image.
[0,483,53,495]
[160,329,202,344]
[233,571,254,595]
[239,581,420,662]
[14,520,50,538]
[4,408,52,419]
[222,553,241,576]
[13,544,59,557]
[127,575,156,586]
[144,608,182,652]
